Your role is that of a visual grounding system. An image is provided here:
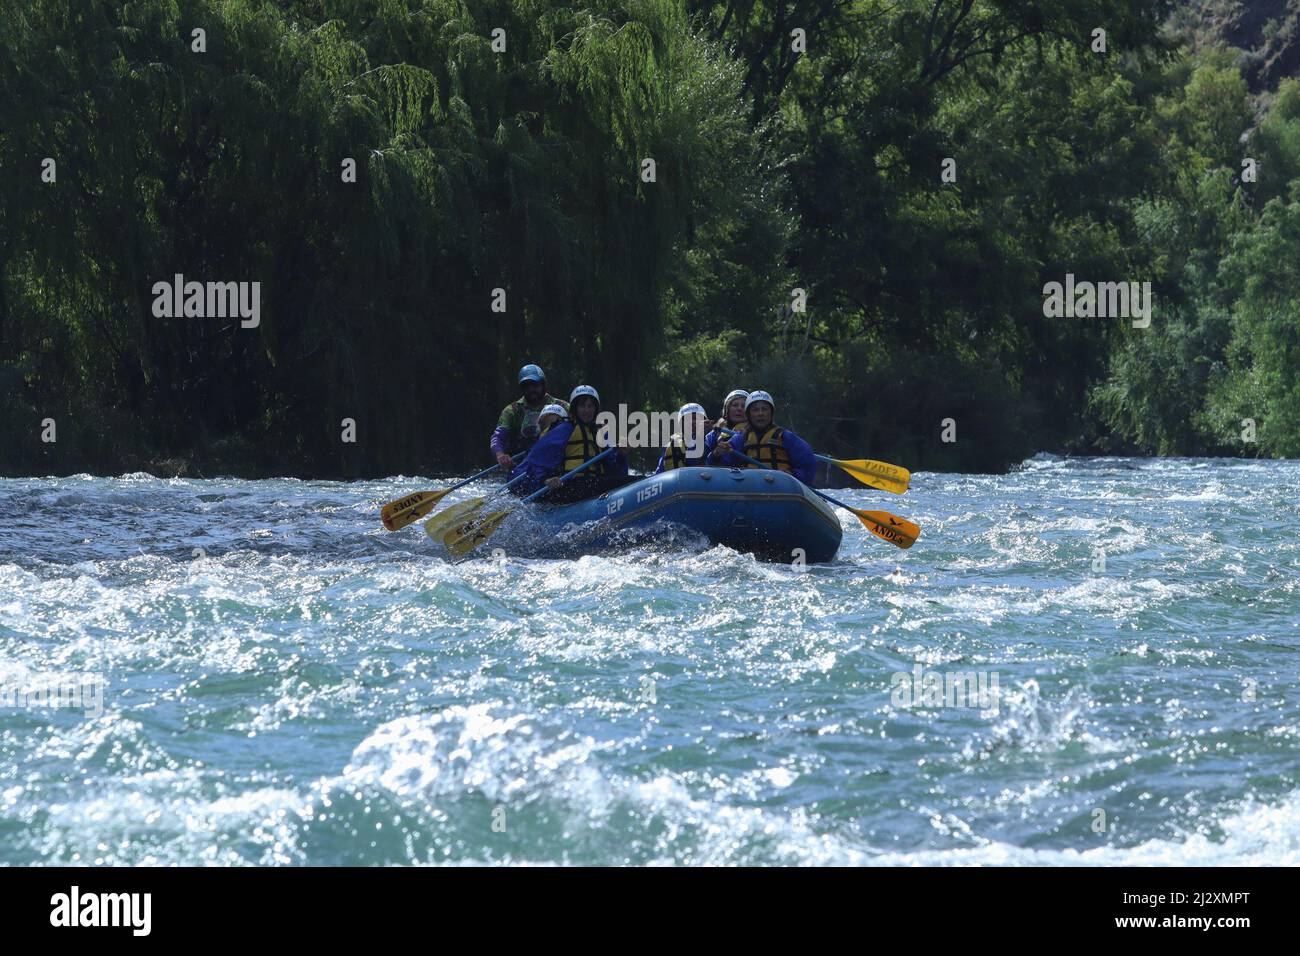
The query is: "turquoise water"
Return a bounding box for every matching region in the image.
[1,456,1297,865]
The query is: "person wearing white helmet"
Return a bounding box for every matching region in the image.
[654,403,710,473]
[711,390,817,484]
[490,363,569,467]
[717,389,750,432]
[510,384,632,501]
[536,403,568,437]
[703,388,749,464]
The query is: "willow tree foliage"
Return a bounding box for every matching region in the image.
[3,1,1300,475]
[1,0,781,475]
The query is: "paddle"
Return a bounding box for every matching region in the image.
[379,452,525,531]
[817,492,921,549]
[727,448,921,549]
[719,428,909,494]
[823,458,909,495]
[442,447,619,558]
[422,473,528,541]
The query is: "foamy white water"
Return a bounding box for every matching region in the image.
[1,456,1297,864]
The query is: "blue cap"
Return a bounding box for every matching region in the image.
[518,364,545,384]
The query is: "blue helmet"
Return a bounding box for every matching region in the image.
[518,364,545,385]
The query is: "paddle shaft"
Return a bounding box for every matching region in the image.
[717,426,823,461]
[718,427,909,494]
[725,448,839,505]
[728,450,889,520]
[523,446,619,502]
[494,471,531,496]
[441,447,621,557]
[381,451,526,530]
[451,451,525,493]
[449,446,616,536]
[719,427,857,472]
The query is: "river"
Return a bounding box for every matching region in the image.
[0,455,1296,864]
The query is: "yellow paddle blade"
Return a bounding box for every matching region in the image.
[380,488,449,531]
[443,508,512,558]
[829,459,911,495]
[423,498,487,541]
[855,509,920,549]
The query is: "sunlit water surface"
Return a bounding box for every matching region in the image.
[1,456,1296,865]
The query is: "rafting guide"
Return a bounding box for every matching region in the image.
[490,364,568,466]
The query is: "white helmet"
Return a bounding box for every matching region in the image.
[723,389,749,407]
[569,384,600,407]
[539,403,568,420]
[745,390,775,413]
[677,402,707,419]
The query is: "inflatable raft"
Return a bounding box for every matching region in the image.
[499,467,843,563]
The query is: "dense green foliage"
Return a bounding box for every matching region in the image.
[0,0,1297,476]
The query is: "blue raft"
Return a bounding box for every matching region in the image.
[500,467,844,563]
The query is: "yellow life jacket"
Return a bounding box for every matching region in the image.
[707,422,742,460]
[661,434,703,470]
[743,425,790,472]
[563,421,606,475]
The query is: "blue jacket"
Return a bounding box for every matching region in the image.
[510,421,629,494]
[701,426,732,465]
[653,440,707,474]
[702,424,817,485]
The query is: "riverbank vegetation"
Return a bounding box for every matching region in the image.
[2,0,1298,476]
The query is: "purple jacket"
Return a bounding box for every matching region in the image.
[509,421,629,494]
[702,425,817,485]
[490,394,568,456]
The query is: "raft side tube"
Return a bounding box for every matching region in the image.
[526,467,843,563]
